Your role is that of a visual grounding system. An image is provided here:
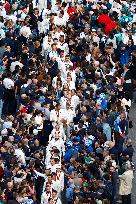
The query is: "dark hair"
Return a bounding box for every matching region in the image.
[52,189,57,193]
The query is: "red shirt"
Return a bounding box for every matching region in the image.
[5,2,10,10]
[67,8,77,19]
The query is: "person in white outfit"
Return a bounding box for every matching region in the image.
[41,183,52,204]
[48,132,65,156]
[119,163,134,204]
[52,189,62,204]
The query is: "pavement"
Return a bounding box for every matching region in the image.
[128,102,136,204]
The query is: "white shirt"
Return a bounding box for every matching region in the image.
[50,109,65,123]
[42,8,51,19]
[51,4,59,14]
[66,70,76,82]
[46,164,57,173]
[90,83,97,92]
[26,113,33,122]
[7,15,17,23]
[53,197,62,204]
[86,53,91,63]
[45,147,52,164]
[133,14,136,22]
[35,115,43,125]
[34,115,43,130]
[33,170,47,179]
[41,192,51,204]
[61,61,73,79]
[48,138,65,155]
[49,128,66,141]
[57,60,66,79]
[65,61,73,69]
[58,42,69,54]
[0,8,6,18]
[63,109,76,124]
[42,38,53,53]
[14,174,27,183]
[80,32,86,39]
[71,95,80,109]
[112,1,122,11]
[0,28,5,40]
[92,35,100,44]
[3,121,12,129]
[15,149,26,165]
[107,36,117,49]
[122,33,129,45]
[38,18,49,34]
[54,16,66,26]
[60,96,67,109]
[132,35,136,45]
[20,26,32,38]
[54,31,65,40]
[121,98,131,108]
[52,76,65,89]
[21,12,27,20]
[56,171,64,192]
[64,81,75,90]
[3,78,14,89]
[60,95,79,110]
[10,61,23,73]
[49,50,58,59]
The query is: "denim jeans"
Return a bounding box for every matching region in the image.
[0,99,3,118]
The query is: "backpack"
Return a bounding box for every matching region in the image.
[20,84,31,94]
[20,85,27,94]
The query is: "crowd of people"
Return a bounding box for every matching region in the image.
[0,0,136,203]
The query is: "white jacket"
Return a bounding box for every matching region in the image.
[119,170,134,195]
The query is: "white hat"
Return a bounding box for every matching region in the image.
[89,11,94,15]
[91,5,97,9]
[101,5,107,10]
[33,129,38,135]
[1,129,8,136]
[92,28,96,32]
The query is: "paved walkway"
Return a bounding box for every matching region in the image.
[128,103,136,204]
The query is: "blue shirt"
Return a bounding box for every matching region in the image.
[120,50,130,65]
[66,185,75,201]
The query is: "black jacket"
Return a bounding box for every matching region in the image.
[123,145,134,160]
[0,84,4,100]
